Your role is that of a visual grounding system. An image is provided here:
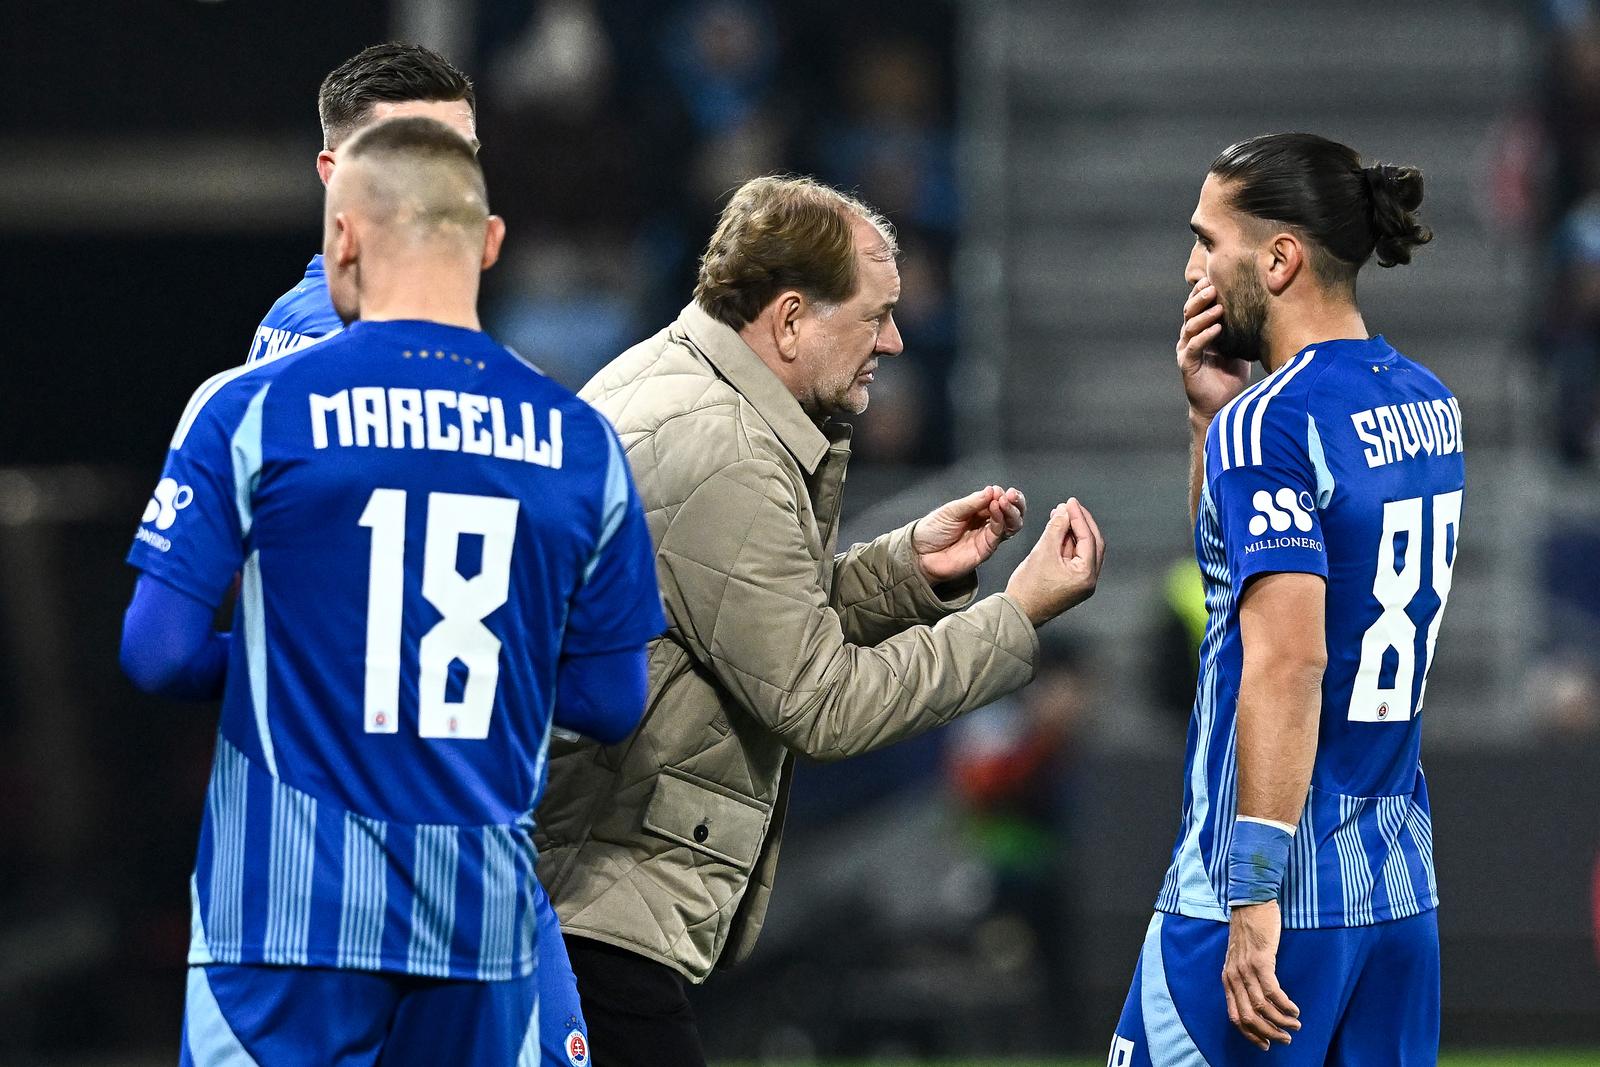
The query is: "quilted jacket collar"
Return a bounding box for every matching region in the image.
[676,302,831,474]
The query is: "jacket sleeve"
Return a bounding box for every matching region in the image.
[830,521,979,646]
[655,459,1039,761]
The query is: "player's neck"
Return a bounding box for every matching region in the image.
[356,270,483,332]
[1263,303,1367,373]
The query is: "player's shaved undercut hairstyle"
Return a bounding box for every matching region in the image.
[339,117,488,241]
[695,175,898,329]
[318,42,475,150]
[1210,132,1433,289]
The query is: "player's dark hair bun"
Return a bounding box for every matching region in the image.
[1363,164,1432,267]
[1210,133,1434,285]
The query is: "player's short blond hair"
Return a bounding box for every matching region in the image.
[694,175,897,329]
[340,117,487,237]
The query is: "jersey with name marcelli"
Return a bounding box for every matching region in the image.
[128,318,665,979]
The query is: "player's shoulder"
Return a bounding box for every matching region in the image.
[248,259,342,362]
[1383,345,1455,399]
[169,343,314,449]
[1207,346,1331,475]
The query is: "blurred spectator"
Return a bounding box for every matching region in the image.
[1533,4,1600,460]
[1541,2,1600,226]
[1148,558,1206,728]
[944,642,1092,1047]
[1528,654,1600,741]
[471,0,962,465]
[1542,199,1600,461]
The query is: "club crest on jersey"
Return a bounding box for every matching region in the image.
[565,1029,588,1066]
[1248,487,1314,536]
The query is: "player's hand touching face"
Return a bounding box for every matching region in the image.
[1178,179,1254,421]
[1222,900,1302,1051]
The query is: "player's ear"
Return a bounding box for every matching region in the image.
[332,212,359,268]
[316,149,337,187]
[481,215,507,272]
[773,291,805,362]
[1264,231,1304,295]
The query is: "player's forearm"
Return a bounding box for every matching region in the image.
[1233,658,1323,827]
[120,575,231,701]
[552,645,649,745]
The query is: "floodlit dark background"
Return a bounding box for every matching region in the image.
[2,0,1598,1063]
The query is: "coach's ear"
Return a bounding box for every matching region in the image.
[482,215,506,273]
[316,149,337,187]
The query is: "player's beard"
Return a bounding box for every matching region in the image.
[1214,261,1270,365]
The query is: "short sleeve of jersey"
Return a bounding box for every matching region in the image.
[561,419,667,656]
[125,376,264,607]
[1209,393,1328,597]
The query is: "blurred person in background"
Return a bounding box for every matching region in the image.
[230,38,605,1063]
[120,117,665,1065]
[1542,198,1600,462]
[535,174,1105,1066]
[1113,133,1456,1063]
[1148,558,1206,728]
[945,639,1093,1047]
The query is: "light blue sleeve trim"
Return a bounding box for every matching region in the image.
[1306,413,1336,509]
[231,384,272,540]
[582,426,631,584]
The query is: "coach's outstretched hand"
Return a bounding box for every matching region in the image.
[1003,498,1104,626]
[913,485,1026,584]
[1223,901,1302,1050]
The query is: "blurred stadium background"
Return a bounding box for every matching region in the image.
[2,0,1599,1063]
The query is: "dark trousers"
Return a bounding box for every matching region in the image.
[565,934,708,1067]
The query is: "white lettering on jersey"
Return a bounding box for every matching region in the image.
[1351,398,1463,468]
[1106,1035,1135,1067]
[310,389,564,468]
[249,326,321,364]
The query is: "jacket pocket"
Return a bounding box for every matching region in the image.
[641,767,768,872]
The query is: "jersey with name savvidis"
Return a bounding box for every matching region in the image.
[127,319,666,979]
[1156,335,1465,929]
[246,254,343,364]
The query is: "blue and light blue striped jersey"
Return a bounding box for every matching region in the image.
[128,319,666,979]
[246,254,342,364]
[1156,336,1465,929]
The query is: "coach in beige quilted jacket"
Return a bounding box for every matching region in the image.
[535,176,1104,1064]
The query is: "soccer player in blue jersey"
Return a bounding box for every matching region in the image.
[1109,133,1459,1065]
[120,117,664,1065]
[246,43,479,365]
[239,43,596,1066]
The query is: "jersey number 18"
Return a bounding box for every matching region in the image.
[359,488,519,740]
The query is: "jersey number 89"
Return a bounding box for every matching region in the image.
[359,488,520,740]
[1349,490,1462,723]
